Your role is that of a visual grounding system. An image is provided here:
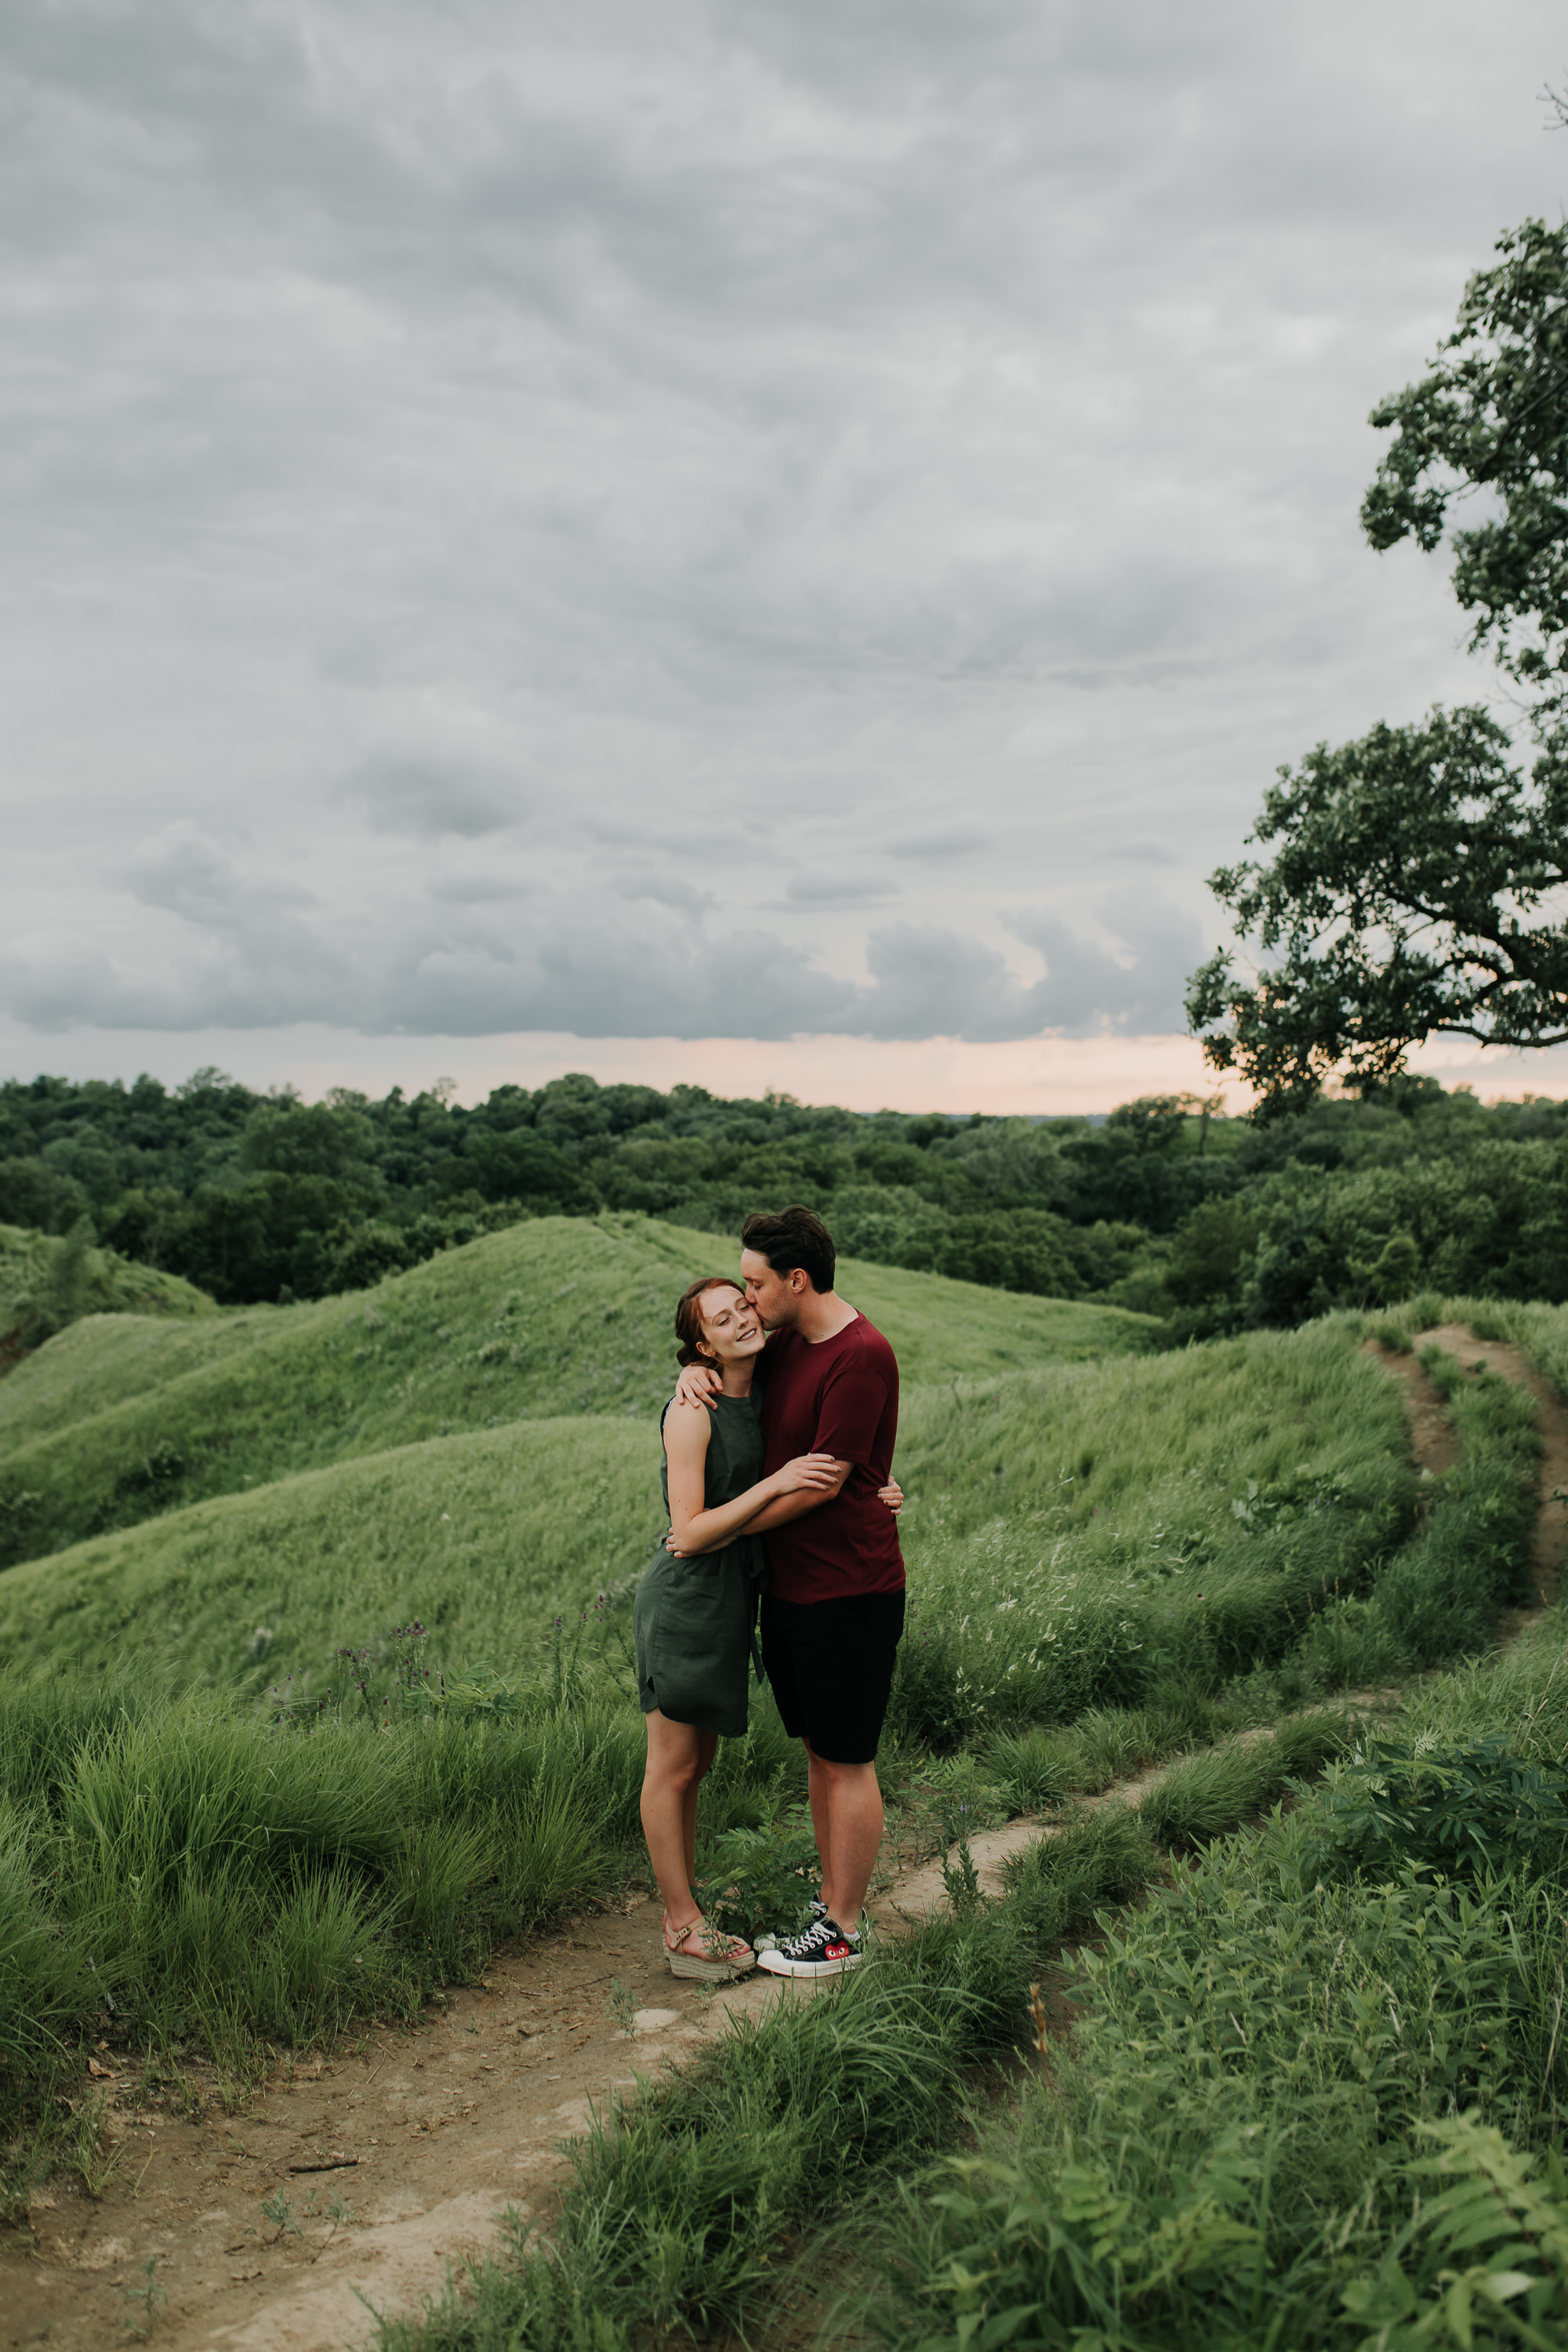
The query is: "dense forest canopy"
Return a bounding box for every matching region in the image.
[7,1066,1568,1339]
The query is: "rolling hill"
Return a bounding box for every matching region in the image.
[0,1316,1409,1706]
[0,1214,1155,1566]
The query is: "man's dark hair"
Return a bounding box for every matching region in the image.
[741,1204,836,1294]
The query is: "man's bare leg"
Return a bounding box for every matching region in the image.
[807,1740,833,1904]
[806,1740,884,1928]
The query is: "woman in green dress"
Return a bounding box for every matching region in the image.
[636,1275,887,1980]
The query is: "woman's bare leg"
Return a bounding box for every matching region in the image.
[683,1729,719,1892]
[641,1710,709,1930]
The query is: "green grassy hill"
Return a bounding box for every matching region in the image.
[0,1319,1410,1706]
[0,1219,214,1356]
[0,1414,659,1684]
[0,1214,1154,1566]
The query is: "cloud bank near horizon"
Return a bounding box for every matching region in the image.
[3,0,1566,1065]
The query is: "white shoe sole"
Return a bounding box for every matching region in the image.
[755,1947,862,1979]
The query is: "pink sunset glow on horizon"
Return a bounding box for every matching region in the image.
[8,1021,1568,1119]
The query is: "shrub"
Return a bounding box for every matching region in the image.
[700,1807,819,1943]
[1298,1733,1568,1887]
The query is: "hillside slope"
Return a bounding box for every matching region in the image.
[0,1214,1153,1566]
[0,1320,1409,1697]
[0,1220,214,1359]
[0,1414,659,1683]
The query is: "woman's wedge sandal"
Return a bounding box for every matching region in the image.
[662,1915,754,1982]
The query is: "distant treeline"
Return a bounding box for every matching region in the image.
[5,1067,1568,1332]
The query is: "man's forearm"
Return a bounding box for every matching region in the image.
[747,1479,845,1534]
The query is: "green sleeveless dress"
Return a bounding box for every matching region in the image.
[633,1391,766,1738]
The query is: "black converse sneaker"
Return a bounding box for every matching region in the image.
[808,1894,869,1931]
[757,1915,863,1978]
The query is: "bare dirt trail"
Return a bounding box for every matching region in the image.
[1370,1324,1568,1611]
[9,1318,1563,2352]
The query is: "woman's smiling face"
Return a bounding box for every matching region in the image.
[696,1283,765,1364]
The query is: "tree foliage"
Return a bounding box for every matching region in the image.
[1190,216,1568,1111]
[0,1069,1229,1315]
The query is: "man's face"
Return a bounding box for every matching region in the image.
[740,1247,800,1329]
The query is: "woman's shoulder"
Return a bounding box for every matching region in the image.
[661,1396,711,1454]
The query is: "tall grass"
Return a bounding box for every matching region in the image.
[376,1810,1158,2352]
[1290,1341,1541,1693]
[0,1654,806,2216]
[0,1218,215,1370]
[889,1318,1415,1739]
[373,1323,1562,2352]
[856,1844,1568,2350]
[851,1591,1568,2350]
[377,1711,1406,2352]
[0,1415,666,1681]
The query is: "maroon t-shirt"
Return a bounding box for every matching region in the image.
[760,1313,904,1605]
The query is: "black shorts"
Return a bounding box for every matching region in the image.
[760,1588,906,1766]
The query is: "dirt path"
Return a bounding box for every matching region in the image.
[1370,1324,1568,1610]
[9,1319,1563,2352]
[1,1817,1065,2352]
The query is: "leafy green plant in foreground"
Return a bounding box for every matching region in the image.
[851,1606,1568,2352]
[699,1806,819,1944]
[1300,1731,1568,1887]
[1341,2115,1568,2350]
[858,1831,1568,2350]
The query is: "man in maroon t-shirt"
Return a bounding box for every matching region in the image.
[674,1204,904,1978]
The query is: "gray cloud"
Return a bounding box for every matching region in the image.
[127,825,316,922]
[608,870,717,914]
[1,856,1201,1044]
[887,826,993,860]
[852,893,1205,1041]
[1104,838,1180,866]
[783,869,898,907]
[1013,893,1207,1038]
[2,0,1565,1061]
[350,761,519,840]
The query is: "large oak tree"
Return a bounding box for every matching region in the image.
[1189,209,1568,1114]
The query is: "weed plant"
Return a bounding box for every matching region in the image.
[857,1816,1568,2350]
[1299,1730,1568,1885]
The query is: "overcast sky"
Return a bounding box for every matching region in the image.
[5,0,1568,1112]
